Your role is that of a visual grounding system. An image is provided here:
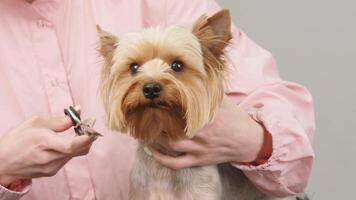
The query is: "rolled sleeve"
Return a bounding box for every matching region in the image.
[232,101,315,197]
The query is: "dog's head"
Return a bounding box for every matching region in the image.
[98,10,232,144]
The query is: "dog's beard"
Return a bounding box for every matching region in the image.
[126,103,186,144]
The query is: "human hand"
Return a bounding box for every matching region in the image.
[0,116,94,186]
[151,95,271,170]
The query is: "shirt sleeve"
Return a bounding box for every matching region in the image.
[0,180,31,200]
[148,0,315,197]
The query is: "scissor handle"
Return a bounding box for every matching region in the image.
[64,106,81,126]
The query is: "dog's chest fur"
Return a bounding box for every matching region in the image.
[129,145,290,200]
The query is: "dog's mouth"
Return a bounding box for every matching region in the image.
[147,101,170,109]
[125,99,182,117]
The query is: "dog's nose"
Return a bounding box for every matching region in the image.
[143,83,161,99]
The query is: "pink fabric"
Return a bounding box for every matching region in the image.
[0,0,315,199]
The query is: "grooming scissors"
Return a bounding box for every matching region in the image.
[64,106,103,138]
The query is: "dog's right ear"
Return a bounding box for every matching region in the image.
[96,25,119,76]
[97,25,120,128]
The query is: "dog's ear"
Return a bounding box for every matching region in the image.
[192,9,232,58]
[97,25,120,127]
[96,25,119,76]
[192,10,231,120]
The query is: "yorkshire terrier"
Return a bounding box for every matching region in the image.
[97,9,295,200]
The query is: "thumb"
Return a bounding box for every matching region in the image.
[25,116,73,132]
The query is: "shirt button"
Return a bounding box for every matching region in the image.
[50,79,59,87]
[36,20,53,28]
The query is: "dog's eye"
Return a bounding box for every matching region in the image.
[130,63,139,74]
[171,60,184,72]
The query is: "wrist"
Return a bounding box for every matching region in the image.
[0,175,13,188]
[243,118,266,162]
[250,125,272,166]
[235,116,272,164]
[8,179,31,192]
[245,116,273,166]
[220,96,272,164]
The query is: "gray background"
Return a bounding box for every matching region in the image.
[218,0,356,199]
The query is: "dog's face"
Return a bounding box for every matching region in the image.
[98,10,232,144]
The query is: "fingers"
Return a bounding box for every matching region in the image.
[44,132,94,156]
[37,137,92,177]
[29,157,71,178]
[32,149,65,165]
[155,135,201,153]
[7,154,71,180]
[40,157,71,177]
[24,116,72,132]
[169,140,201,153]
[19,135,92,179]
[151,148,197,170]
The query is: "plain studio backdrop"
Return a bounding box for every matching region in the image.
[218,0,356,199]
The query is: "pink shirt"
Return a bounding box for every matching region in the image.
[0,0,315,199]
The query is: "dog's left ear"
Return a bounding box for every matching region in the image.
[192,9,232,58]
[96,25,119,76]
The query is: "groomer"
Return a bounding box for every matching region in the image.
[0,0,315,199]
